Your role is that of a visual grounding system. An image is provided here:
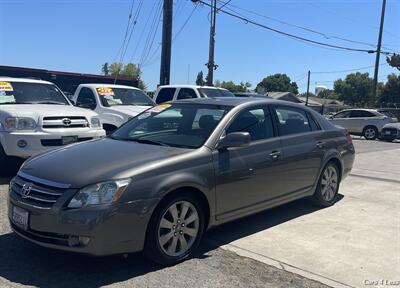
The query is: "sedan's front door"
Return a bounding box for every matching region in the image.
[213,105,284,220]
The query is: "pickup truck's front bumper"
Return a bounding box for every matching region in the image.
[0,129,105,158]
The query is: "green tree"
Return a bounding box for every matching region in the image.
[318,89,339,100]
[101,63,109,76]
[379,73,400,106]
[106,62,147,91]
[215,80,251,93]
[196,71,205,86]
[387,54,400,71]
[256,73,298,94]
[334,72,377,106]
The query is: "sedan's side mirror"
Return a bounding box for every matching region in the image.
[217,132,251,150]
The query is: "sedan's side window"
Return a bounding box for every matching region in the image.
[226,107,274,141]
[177,88,197,99]
[274,106,312,136]
[350,110,375,118]
[333,111,351,118]
[307,112,321,131]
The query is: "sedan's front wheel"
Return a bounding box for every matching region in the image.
[144,195,205,266]
[312,162,340,207]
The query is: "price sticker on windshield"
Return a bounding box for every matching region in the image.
[97,87,115,97]
[0,82,13,92]
[148,104,171,113]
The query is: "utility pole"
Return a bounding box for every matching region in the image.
[206,0,217,86]
[306,70,311,106]
[372,0,387,105]
[159,0,173,86]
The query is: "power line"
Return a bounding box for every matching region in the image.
[114,0,136,62]
[142,2,199,68]
[196,0,395,55]
[218,0,398,53]
[313,62,388,74]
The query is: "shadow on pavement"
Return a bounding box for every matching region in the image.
[0,195,343,287]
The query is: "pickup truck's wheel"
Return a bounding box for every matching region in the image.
[311,162,340,207]
[144,195,205,266]
[103,124,117,136]
[362,126,378,140]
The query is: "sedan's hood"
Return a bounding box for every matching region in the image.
[108,105,152,117]
[383,122,400,129]
[20,138,188,188]
[1,104,97,119]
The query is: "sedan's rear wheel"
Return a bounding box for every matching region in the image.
[363,126,378,140]
[144,195,205,266]
[312,162,340,207]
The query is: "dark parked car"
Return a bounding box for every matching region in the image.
[9,98,354,265]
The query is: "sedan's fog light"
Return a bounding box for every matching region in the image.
[17,140,27,148]
[68,235,90,247]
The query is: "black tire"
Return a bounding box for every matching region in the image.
[311,162,340,207]
[144,194,205,266]
[362,126,378,140]
[103,124,117,136]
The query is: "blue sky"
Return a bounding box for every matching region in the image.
[0,0,399,93]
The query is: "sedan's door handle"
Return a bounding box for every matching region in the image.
[269,151,281,159]
[316,141,325,149]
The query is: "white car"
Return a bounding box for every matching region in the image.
[329,108,397,140]
[72,84,154,134]
[0,77,105,174]
[154,85,235,104]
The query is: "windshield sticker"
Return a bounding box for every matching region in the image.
[97,87,115,97]
[148,104,171,113]
[0,95,16,104]
[0,82,13,92]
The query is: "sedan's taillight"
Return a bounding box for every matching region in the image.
[345,132,353,143]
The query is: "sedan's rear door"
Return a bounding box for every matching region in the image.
[272,105,325,196]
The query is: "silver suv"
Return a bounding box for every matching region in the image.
[329,109,397,140]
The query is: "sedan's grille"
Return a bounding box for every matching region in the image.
[42,116,88,129]
[11,175,66,209]
[381,128,399,136]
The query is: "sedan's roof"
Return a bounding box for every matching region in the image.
[171,96,288,107]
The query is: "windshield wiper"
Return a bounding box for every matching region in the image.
[34,101,67,105]
[133,138,170,147]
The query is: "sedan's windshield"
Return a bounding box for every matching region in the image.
[97,87,154,107]
[199,88,235,98]
[112,104,231,148]
[0,81,69,105]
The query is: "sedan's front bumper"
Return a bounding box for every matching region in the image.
[9,191,159,256]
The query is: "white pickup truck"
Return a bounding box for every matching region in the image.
[0,77,105,174]
[72,84,154,134]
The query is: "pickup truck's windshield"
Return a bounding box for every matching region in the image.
[199,88,235,98]
[111,103,231,149]
[97,87,154,107]
[0,81,69,105]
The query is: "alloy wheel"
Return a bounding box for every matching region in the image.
[364,128,376,139]
[158,201,199,257]
[320,165,338,202]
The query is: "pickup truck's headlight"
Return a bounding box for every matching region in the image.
[68,179,131,208]
[4,117,37,131]
[90,117,101,128]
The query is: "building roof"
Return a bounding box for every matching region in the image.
[298,96,344,106]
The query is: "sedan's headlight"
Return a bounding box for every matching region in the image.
[4,117,37,131]
[68,179,131,208]
[90,117,101,128]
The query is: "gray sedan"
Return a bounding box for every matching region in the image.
[8,98,354,265]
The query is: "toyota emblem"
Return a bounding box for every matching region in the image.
[21,183,33,198]
[62,118,72,126]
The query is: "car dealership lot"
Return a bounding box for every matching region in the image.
[0,139,399,287]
